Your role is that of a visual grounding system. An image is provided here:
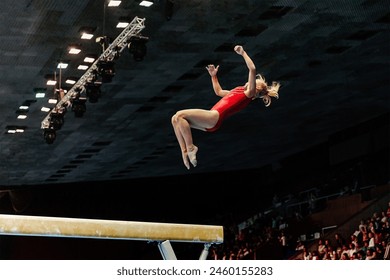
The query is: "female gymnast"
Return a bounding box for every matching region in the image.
[171,45,281,169]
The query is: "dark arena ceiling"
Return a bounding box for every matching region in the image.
[0,0,389,189]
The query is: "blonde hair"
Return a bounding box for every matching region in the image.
[256,74,280,107]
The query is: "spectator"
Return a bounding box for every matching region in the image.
[334,233,346,248]
[340,252,350,260]
[365,248,377,260]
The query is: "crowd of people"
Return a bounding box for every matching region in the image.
[204,172,390,261]
[295,203,390,260]
[206,198,389,260]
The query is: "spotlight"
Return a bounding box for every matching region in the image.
[96,36,112,51]
[96,36,107,47]
[97,60,116,83]
[89,69,99,83]
[128,36,148,61]
[71,96,87,117]
[49,111,64,130]
[43,128,56,144]
[85,82,102,103]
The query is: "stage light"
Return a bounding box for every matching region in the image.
[88,69,99,83]
[96,36,113,52]
[128,36,148,61]
[85,82,102,103]
[43,128,56,144]
[40,16,147,139]
[49,112,65,130]
[71,96,87,117]
[97,60,116,83]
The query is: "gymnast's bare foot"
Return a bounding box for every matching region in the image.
[182,152,190,170]
[187,145,198,167]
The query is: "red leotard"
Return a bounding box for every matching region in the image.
[206,86,251,132]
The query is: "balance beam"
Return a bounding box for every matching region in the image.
[0,214,223,244]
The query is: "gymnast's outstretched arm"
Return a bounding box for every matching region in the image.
[206,64,230,98]
[234,45,257,98]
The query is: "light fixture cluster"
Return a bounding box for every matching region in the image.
[5,1,155,137]
[41,16,148,144]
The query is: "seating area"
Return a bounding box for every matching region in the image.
[205,152,390,260]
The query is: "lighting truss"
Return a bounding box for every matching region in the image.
[41,16,146,129]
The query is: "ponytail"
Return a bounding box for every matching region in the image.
[257,74,280,107]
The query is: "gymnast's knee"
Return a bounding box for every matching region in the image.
[171,113,179,126]
[171,111,184,125]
